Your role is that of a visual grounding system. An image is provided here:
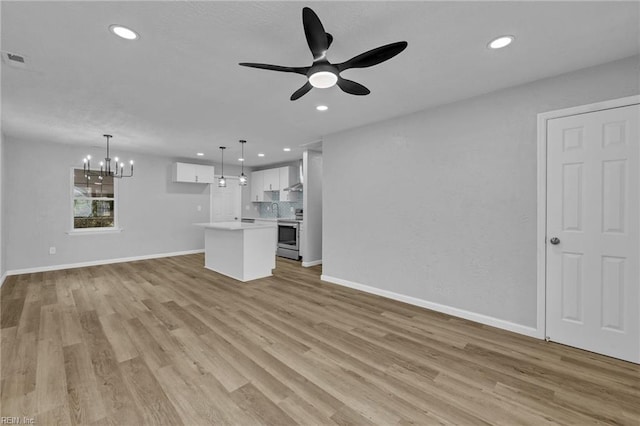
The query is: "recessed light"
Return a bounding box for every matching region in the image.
[283,148,291,152]
[109,25,139,40]
[316,105,328,111]
[488,35,514,49]
[238,158,244,162]
[258,153,265,157]
[196,152,204,156]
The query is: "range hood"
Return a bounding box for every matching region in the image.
[283,159,303,192]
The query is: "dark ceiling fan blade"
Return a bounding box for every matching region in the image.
[336,77,370,96]
[326,33,334,48]
[337,41,408,72]
[290,81,313,101]
[302,7,328,60]
[239,62,308,75]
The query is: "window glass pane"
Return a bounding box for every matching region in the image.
[73,169,114,198]
[74,200,115,228]
[73,168,116,229]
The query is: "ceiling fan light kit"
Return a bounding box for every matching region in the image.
[239,7,407,100]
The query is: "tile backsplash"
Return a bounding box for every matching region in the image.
[252,192,302,219]
[257,199,303,219]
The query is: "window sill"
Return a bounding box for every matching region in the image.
[67,228,123,236]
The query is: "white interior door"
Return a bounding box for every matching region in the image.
[210,177,241,222]
[546,104,639,363]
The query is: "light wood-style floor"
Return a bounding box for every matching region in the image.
[1,254,638,425]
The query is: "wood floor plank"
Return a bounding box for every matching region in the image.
[170,327,249,393]
[229,382,297,426]
[2,254,638,425]
[35,336,67,414]
[99,313,139,363]
[63,342,107,424]
[78,310,142,425]
[120,317,172,371]
[119,357,183,425]
[1,297,25,329]
[1,332,37,399]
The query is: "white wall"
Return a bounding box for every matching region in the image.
[4,136,245,272]
[302,150,322,265]
[322,56,640,330]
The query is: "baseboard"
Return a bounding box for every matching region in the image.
[321,274,542,339]
[302,259,322,267]
[6,249,205,276]
[0,272,7,289]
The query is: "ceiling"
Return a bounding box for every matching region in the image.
[2,1,638,166]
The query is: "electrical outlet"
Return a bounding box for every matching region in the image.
[49,247,56,255]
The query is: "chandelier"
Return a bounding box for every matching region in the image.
[82,134,134,182]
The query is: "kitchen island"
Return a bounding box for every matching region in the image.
[194,222,276,282]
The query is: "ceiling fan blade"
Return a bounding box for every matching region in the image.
[290,81,313,101]
[326,33,334,49]
[302,7,329,60]
[239,62,308,75]
[337,77,370,96]
[337,41,408,72]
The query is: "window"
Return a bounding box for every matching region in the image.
[72,169,117,230]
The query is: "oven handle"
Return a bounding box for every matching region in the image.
[278,223,299,229]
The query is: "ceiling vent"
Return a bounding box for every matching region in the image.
[2,51,27,69]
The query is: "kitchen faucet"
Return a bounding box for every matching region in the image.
[271,202,279,218]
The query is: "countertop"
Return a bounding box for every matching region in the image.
[194,222,276,231]
[242,217,301,222]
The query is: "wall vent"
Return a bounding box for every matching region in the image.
[7,53,25,63]
[2,51,27,68]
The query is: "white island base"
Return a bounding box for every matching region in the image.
[197,222,276,282]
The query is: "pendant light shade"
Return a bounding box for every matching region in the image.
[238,140,248,186]
[218,146,227,187]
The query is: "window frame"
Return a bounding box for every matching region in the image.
[68,167,122,235]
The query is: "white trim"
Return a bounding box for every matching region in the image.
[0,272,7,289]
[67,227,123,235]
[203,265,272,283]
[5,249,204,276]
[536,95,640,340]
[302,259,322,267]
[70,166,120,231]
[321,274,541,339]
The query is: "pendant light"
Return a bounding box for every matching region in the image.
[218,146,227,187]
[82,134,134,184]
[238,140,248,186]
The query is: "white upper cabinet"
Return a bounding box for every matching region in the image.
[263,168,280,191]
[251,170,265,202]
[172,162,215,183]
[251,164,300,202]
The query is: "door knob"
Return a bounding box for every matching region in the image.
[550,237,560,245]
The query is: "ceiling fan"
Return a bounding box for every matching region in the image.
[239,7,408,101]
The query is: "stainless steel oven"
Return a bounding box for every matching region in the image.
[277,220,300,260]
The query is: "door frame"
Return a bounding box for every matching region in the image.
[536,95,640,340]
